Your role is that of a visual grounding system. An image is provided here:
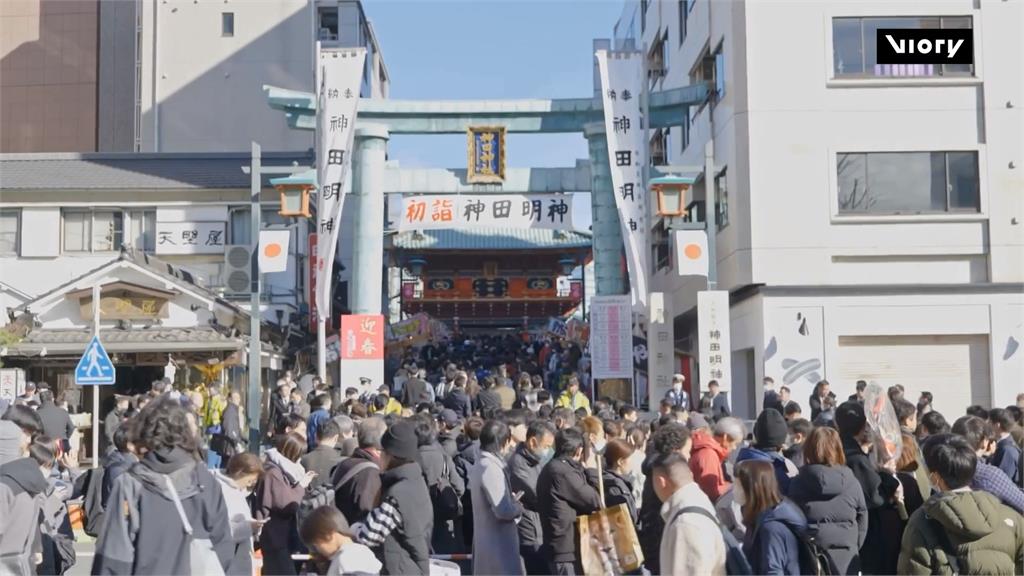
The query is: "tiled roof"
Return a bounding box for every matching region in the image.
[0,152,313,190]
[391,228,591,251]
[22,327,236,345]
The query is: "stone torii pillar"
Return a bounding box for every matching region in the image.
[584,121,627,296]
[350,123,390,315]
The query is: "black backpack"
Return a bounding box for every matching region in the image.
[791,525,837,576]
[297,482,335,530]
[674,506,753,576]
[79,467,107,537]
[430,459,462,520]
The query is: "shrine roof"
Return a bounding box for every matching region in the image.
[391,228,591,251]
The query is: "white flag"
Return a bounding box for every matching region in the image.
[596,50,649,312]
[315,46,366,322]
[258,230,290,273]
[674,230,708,277]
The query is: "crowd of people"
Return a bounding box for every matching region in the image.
[0,332,1023,575]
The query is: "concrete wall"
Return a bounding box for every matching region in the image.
[97,0,138,152]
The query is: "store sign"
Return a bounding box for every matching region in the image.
[590,295,633,379]
[0,368,25,402]
[396,194,574,231]
[597,50,649,312]
[467,126,506,183]
[340,314,384,360]
[698,290,732,392]
[79,296,168,321]
[154,221,226,255]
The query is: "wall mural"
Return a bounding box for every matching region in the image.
[763,307,825,410]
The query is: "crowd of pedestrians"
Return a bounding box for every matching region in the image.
[0,333,1023,575]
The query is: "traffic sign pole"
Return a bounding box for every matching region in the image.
[91,285,100,468]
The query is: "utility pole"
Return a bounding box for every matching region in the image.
[704,139,718,290]
[91,284,100,468]
[247,142,263,450]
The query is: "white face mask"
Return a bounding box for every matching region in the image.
[733,482,746,506]
[594,438,607,453]
[673,384,683,392]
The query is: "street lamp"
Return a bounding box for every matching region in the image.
[558,256,577,276]
[650,174,696,217]
[271,170,316,217]
[407,256,427,276]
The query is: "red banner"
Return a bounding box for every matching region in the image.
[308,233,318,331]
[340,314,385,360]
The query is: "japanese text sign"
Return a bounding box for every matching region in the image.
[590,295,634,379]
[396,194,575,231]
[597,50,649,312]
[340,314,384,360]
[467,126,506,183]
[315,47,365,323]
[697,291,732,392]
[154,221,226,255]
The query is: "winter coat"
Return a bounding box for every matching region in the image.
[325,542,382,575]
[0,457,48,573]
[0,420,22,465]
[602,468,638,524]
[470,451,524,576]
[301,445,343,490]
[743,499,808,576]
[788,463,868,575]
[809,391,837,422]
[212,470,256,576]
[219,403,243,456]
[442,388,471,419]
[103,409,125,447]
[639,451,666,573]
[659,481,726,576]
[268,394,290,432]
[972,461,1024,515]
[100,450,137,507]
[438,430,459,459]
[507,443,544,549]
[401,378,433,407]
[699,392,731,421]
[554,390,591,414]
[992,436,1023,487]
[842,434,901,575]
[898,490,1024,575]
[536,455,602,563]
[690,430,731,502]
[37,401,75,440]
[91,447,233,575]
[306,408,331,451]
[419,441,465,553]
[254,450,308,575]
[377,462,434,575]
[331,448,382,524]
[475,389,502,414]
[736,445,798,494]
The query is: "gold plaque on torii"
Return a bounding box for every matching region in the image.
[467,126,506,184]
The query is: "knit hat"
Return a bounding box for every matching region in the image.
[439,409,459,428]
[835,401,867,438]
[686,413,709,431]
[753,408,788,449]
[382,420,419,461]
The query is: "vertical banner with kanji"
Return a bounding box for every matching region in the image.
[339,314,385,393]
[697,290,732,395]
[308,233,319,332]
[315,47,366,325]
[597,50,649,312]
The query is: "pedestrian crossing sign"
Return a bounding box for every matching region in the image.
[75,335,116,385]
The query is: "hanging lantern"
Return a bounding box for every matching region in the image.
[270,170,316,218]
[558,256,577,276]
[650,174,696,217]
[407,256,427,276]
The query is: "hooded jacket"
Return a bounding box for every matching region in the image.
[788,463,868,575]
[898,490,1024,575]
[254,448,307,574]
[690,430,731,502]
[736,445,798,494]
[211,470,255,576]
[536,455,602,563]
[0,457,48,570]
[91,447,233,575]
[100,450,137,507]
[355,461,433,575]
[331,448,382,524]
[743,499,808,576]
[0,420,23,465]
[602,468,638,524]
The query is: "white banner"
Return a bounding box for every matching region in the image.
[154,221,226,254]
[674,230,709,277]
[698,290,732,393]
[315,46,366,322]
[258,230,290,273]
[597,50,649,312]
[590,295,634,379]
[395,194,576,231]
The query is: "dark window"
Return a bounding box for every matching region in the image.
[714,169,729,229]
[832,16,974,78]
[678,0,688,45]
[653,221,671,271]
[221,12,234,37]
[837,151,979,214]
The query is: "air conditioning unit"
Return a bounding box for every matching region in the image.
[223,245,252,295]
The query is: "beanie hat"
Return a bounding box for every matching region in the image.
[753,408,788,449]
[686,413,709,431]
[382,420,419,461]
[835,401,867,438]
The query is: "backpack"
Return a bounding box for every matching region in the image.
[297,483,335,530]
[674,506,753,576]
[789,525,837,576]
[80,466,107,537]
[430,459,462,520]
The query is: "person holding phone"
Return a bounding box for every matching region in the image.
[213,453,265,576]
[469,420,523,576]
[255,433,315,575]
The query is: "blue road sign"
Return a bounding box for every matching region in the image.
[75,335,116,386]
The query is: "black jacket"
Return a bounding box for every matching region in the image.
[602,468,638,525]
[380,462,433,575]
[442,388,471,418]
[301,445,343,489]
[331,448,381,524]
[788,463,868,575]
[809,392,837,422]
[37,401,75,440]
[842,434,900,575]
[699,392,731,420]
[418,442,464,498]
[220,403,242,445]
[267,393,289,432]
[100,450,137,507]
[507,443,544,548]
[638,451,664,573]
[475,390,502,414]
[536,455,602,563]
[438,430,459,459]
[763,390,784,415]
[401,378,432,407]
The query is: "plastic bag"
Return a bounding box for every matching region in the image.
[863,381,902,464]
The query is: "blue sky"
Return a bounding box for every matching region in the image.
[364,0,623,169]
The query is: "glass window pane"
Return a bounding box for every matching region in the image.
[231,210,251,245]
[864,152,946,213]
[64,211,89,252]
[947,152,979,211]
[92,211,123,251]
[0,210,18,254]
[715,50,725,97]
[866,18,939,77]
[837,153,868,212]
[832,18,864,76]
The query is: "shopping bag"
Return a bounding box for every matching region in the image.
[578,503,644,574]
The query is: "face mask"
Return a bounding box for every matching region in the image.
[733,482,746,506]
[537,447,554,465]
[594,438,607,453]
[673,384,682,393]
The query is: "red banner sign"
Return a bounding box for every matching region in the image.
[340,314,385,360]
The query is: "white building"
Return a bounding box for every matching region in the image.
[618,0,1023,418]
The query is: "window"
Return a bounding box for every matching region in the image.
[653,221,671,271]
[687,0,697,13]
[129,210,156,252]
[714,48,726,98]
[650,129,668,166]
[648,31,667,85]
[837,151,979,214]
[221,12,234,37]
[832,16,973,78]
[63,209,123,253]
[318,7,338,41]
[678,0,688,45]
[680,107,690,152]
[641,0,648,33]
[0,209,19,255]
[230,208,287,245]
[714,169,729,229]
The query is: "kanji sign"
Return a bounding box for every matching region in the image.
[340,314,385,360]
[467,126,506,183]
[590,295,633,379]
[396,194,576,231]
[154,221,226,255]
[697,291,732,393]
[597,50,649,312]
